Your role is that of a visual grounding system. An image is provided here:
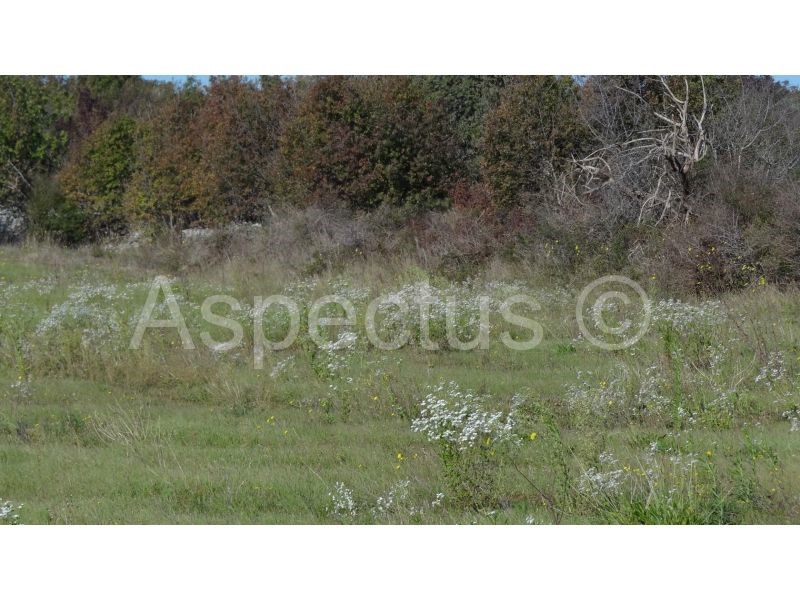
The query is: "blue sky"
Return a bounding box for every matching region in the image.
[774,75,800,87]
[142,75,227,86]
[144,75,800,88]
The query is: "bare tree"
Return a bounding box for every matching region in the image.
[711,76,800,181]
[577,76,712,225]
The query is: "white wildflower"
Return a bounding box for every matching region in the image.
[270,356,295,379]
[782,408,800,433]
[651,299,726,333]
[373,480,411,516]
[755,352,787,390]
[328,482,357,518]
[579,451,627,497]
[0,498,22,524]
[411,382,518,450]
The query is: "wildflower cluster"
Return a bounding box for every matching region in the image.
[782,408,800,433]
[328,482,357,519]
[327,480,446,521]
[36,281,146,347]
[564,371,627,421]
[578,451,627,498]
[651,298,726,333]
[755,352,787,390]
[411,382,522,507]
[0,498,22,525]
[373,480,411,517]
[0,277,56,323]
[632,365,670,417]
[269,356,295,379]
[9,376,32,401]
[411,382,519,450]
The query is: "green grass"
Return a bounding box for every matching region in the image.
[2,241,800,524]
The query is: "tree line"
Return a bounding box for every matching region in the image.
[1,75,799,289]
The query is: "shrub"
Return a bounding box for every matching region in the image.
[26,175,88,244]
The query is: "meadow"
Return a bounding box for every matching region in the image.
[1,230,800,524]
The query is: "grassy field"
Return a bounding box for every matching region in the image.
[1,237,800,524]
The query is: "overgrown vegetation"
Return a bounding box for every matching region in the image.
[1,236,799,524]
[2,75,799,293]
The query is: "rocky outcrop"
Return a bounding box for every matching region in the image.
[0,207,25,242]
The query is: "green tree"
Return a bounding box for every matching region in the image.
[59,115,138,236]
[282,76,461,210]
[197,76,293,221]
[124,80,217,229]
[482,76,589,207]
[65,76,167,145]
[0,76,71,210]
[419,75,511,179]
[26,174,88,244]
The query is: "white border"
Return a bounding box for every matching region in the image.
[1,1,798,74]
[3,526,795,597]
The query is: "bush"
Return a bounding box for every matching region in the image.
[27,175,87,245]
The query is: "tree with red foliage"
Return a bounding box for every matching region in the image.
[282,76,462,210]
